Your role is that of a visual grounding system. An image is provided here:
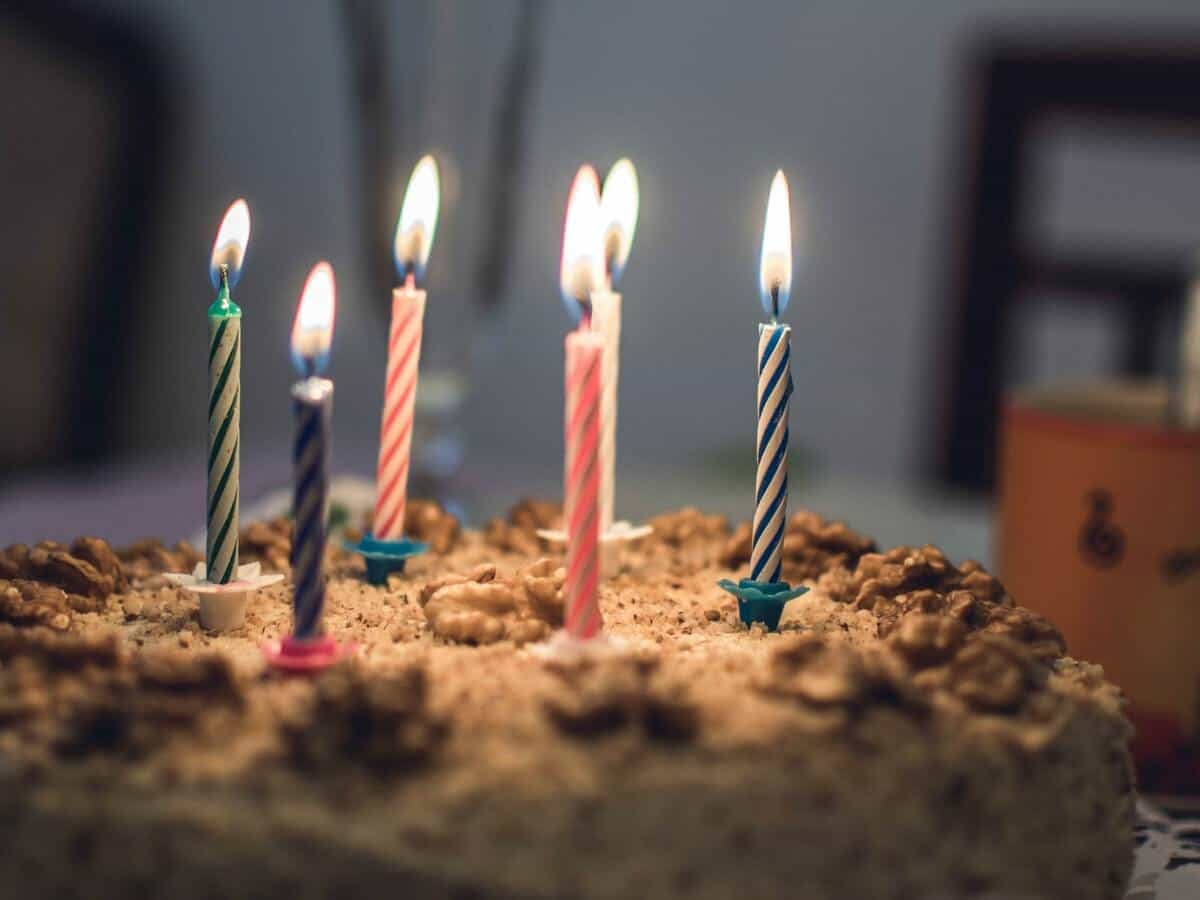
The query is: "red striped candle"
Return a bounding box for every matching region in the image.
[564,329,605,640]
[373,281,425,540]
[374,155,440,541]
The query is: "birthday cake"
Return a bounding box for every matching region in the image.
[0,501,1134,899]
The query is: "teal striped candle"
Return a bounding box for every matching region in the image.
[207,269,241,584]
[206,199,250,585]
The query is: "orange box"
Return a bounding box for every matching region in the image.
[998,381,1200,791]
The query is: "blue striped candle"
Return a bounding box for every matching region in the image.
[291,378,332,639]
[750,170,795,584]
[288,262,337,641]
[751,323,792,581]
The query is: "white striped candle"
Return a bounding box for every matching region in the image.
[592,158,639,536]
[564,329,605,639]
[589,289,620,534]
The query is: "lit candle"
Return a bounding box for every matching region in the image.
[206,200,250,584]
[751,171,795,583]
[289,263,337,640]
[560,166,606,639]
[591,159,639,534]
[373,156,441,541]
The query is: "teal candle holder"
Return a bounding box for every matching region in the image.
[716,578,809,631]
[344,533,427,586]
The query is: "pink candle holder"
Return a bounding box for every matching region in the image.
[262,634,358,673]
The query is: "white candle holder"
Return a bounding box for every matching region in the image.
[530,629,631,664]
[164,562,284,632]
[535,520,653,578]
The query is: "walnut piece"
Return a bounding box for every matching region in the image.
[983,606,1067,662]
[484,498,561,553]
[402,499,461,554]
[720,510,876,582]
[419,559,565,645]
[69,537,128,593]
[950,634,1044,713]
[647,508,730,546]
[759,634,918,712]
[118,538,204,580]
[888,613,966,669]
[0,544,29,580]
[0,581,73,631]
[240,518,292,572]
[27,547,113,599]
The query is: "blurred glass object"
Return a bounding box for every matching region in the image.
[341,0,545,517]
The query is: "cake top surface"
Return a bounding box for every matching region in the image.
[0,501,1128,790]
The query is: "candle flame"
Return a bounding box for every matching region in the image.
[559,165,603,323]
[291,262,337,377]
[394,155,441,284]
[210,199,250,290]
[758,170,793,319]
[600,158,639,287]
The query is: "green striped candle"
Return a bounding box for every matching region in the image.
[207,200,250,584]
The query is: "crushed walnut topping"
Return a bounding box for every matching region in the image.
[117,538,204,581]
[285,662,447,771]
[0,536,135,625]
[721,511,876,582]
[759,625,1052,719]
[0,626,244,760]
[543,652,698,743]
[809,543,1065,661]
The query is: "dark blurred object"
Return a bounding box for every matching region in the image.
[0,0,172,476]
[936,35,1200,491]
[473,0,548,314]
[338,0,396,309]
[340,0,547,317]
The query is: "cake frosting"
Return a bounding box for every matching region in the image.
[0,502,1134,899]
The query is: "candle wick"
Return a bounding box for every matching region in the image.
[405,270,416,292]
[771,284,780,321]
[219,264,230,291]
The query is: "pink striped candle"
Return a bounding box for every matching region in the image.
[373,155,440,541]
[373,277,425,540]
[563,329,605,639]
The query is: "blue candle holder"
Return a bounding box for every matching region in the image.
[344,532,428,586]
[717,578,809,632]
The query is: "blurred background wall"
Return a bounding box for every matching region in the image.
[5,0,1200,534]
